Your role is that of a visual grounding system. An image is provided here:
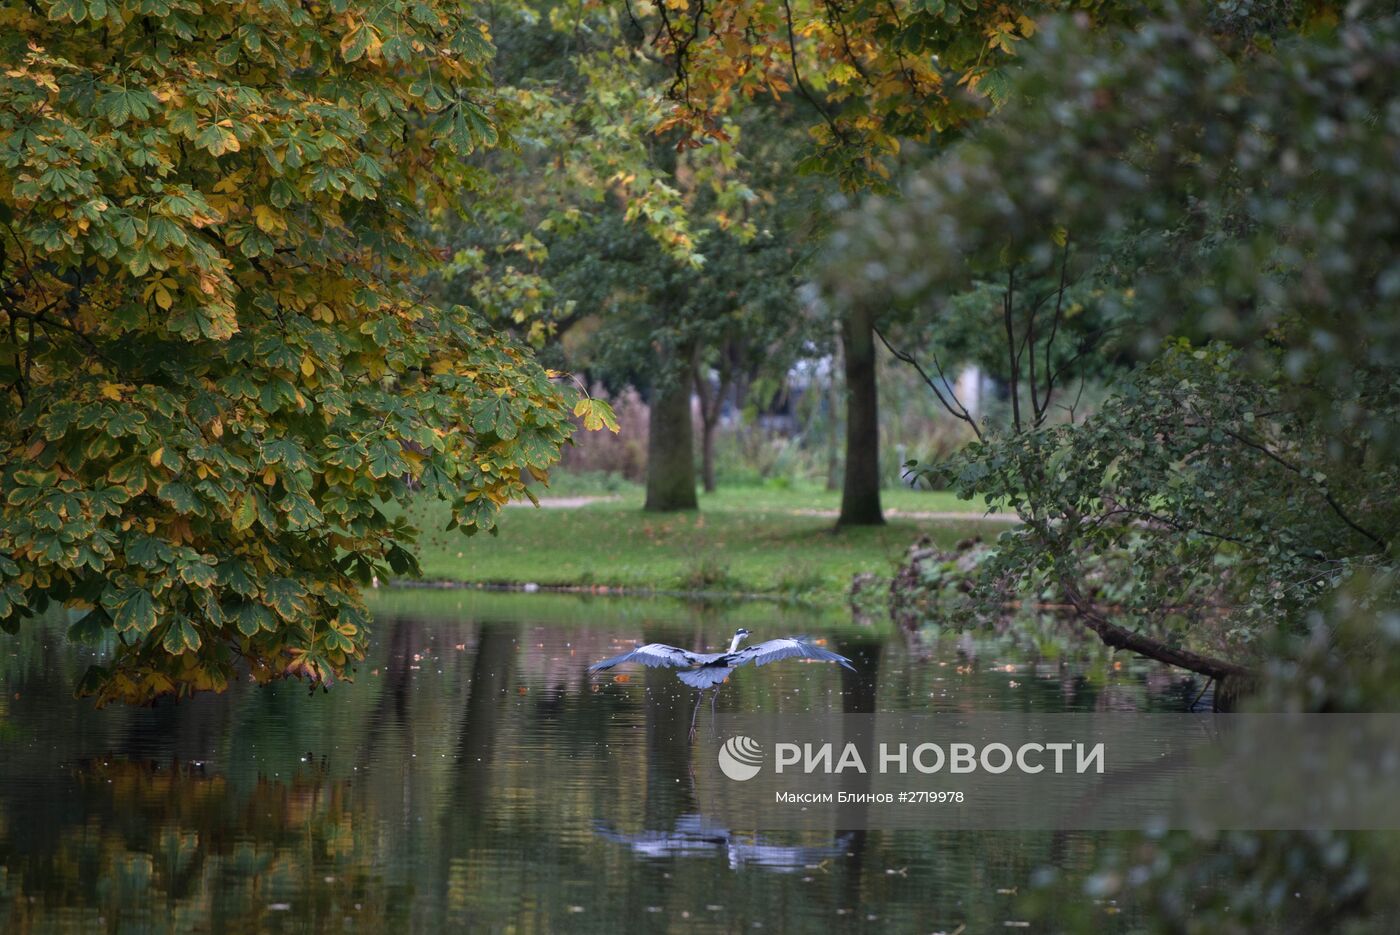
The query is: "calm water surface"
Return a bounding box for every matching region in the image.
[0,591,1205,933]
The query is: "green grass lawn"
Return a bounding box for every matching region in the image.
[397,480,1010,603]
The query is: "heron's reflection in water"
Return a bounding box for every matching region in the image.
[595,816,855,871]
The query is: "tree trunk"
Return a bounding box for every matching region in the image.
[837,305,884,526]
[693,352,727,496]
[445,621,516,845]
[700,418,717,493]
[825,323,842,492]
[646,353,698,511]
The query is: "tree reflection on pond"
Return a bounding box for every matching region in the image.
[0,592,1238,933]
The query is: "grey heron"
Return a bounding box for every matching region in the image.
[588,628,856,739]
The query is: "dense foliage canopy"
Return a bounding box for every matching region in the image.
[0,0,589,702]
[835,4,1398,674]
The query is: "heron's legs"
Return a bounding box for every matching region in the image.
[710,685,720,738]
[689,690,704,743]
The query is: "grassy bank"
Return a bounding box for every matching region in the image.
[364,587,880,634]
[396,481,1009,603]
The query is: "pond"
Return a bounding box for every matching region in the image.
[0,590,1206,933]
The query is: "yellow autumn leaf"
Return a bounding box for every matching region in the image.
[573,397,620,433]
[212,171,246,194]
[252,204,285,233]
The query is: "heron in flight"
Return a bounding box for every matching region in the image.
[589,628,855,739]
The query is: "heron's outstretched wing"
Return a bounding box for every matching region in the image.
[588,643,698,672]
[732,638,856,671]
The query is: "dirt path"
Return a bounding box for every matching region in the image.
[505,495,622,509]
[508,496,1015,521]
[791,508,1018,522]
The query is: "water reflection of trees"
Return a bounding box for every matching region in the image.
[1,760,405,933]
[0,600,1225,933]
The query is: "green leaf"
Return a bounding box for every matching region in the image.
[281,493,325,529]
[367,439,407,479]
[0,584,26,624]
[220,560,258,597]
[158,481,199,514]
[179,559,218,588]
[100,88,154,127]
[472,396,517,439]
[233,602,275,637]
[48,0,86,23]
[385,543,419,576]
[264,578,307,619]
[513,430,558,467]
[232,493,257,531]
[263,438,310,471]
[125,533,173,569]
[109,588,157,636]
[162,616,202,654]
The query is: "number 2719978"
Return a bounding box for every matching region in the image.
[904,791,964,803]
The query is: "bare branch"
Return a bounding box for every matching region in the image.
[1041,237,1071,416]
[780,0,847,145]
[1027,283,1041,423]
[1003,266,1022,433]
[874,326,983,442]
[1215,423,1389,553]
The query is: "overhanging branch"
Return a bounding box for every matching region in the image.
[1059,577,1253,683]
